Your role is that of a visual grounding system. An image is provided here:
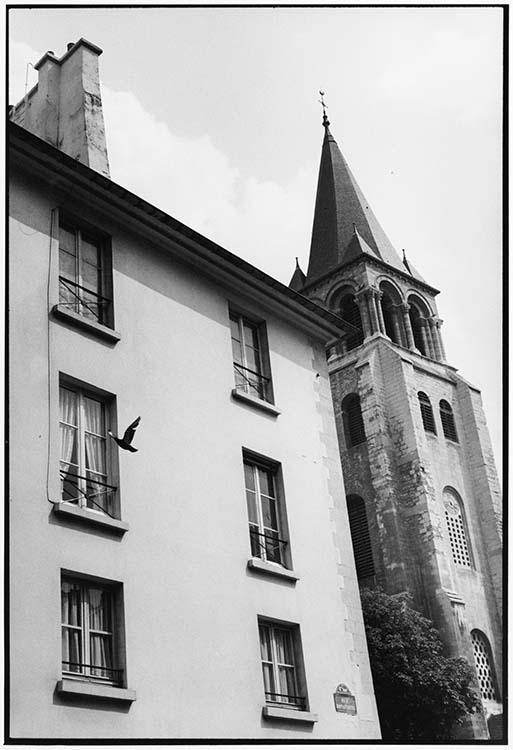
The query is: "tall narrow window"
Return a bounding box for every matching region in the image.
[244,458,287,566]
[346,495,375,579]
[60,384,117,517]
[259,621,306,710]
[443,488,472,567]
[61,576,123,685]
[418,392,437,434]
[471,630,498,702]
[59,219,112,326]
[342,394,366,447]
[230,312,272,402]
[439,400,459,442]
[409,304,426,354]
[339,294,364,351]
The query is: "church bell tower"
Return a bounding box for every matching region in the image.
[291,108,503,739]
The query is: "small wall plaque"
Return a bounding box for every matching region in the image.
[333,683,357,715]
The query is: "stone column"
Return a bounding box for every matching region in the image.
[419,319,431,357]
[428,317,442,361]
[435,318,447,361]
[375,290,386,334]
[401,303,415,349]
[365,288,380,334]
[391,305,403,345]
[355,290,372,338]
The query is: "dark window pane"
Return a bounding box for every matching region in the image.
[81,236,101,267]
[59,224,76,255]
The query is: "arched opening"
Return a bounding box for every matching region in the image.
[471,630,499,702]
[339,293,364,351]
[418,391,437,434]
[443,487,472,567]
[342,394,366,447]
[346,495,375,580]
[439,400,459,442]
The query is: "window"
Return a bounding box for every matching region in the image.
[230,312,272,402]
[259,621,306,710]
[346,495,375,579]
[409,304,426,355]
[244,458,288,566]
[439,400,459,442]
[418,391,436,434]
[471,630,498,702]
[60,383,117,518]
[61,576,123,686]
[342,393,366,447]
[443,488,472,567]
[59,218,112,327]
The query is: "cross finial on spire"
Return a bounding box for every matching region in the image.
[319,90,330,128]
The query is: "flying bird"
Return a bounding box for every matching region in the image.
[108,417,141,452]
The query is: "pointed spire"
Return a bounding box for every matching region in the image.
[289,257,307,292]
[306,119,414,284]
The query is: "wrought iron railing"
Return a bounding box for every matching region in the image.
[233,363,270,401]
[60,470,117,518]
[58,276,111,325]
[249,528,287,565]
[265,692,306,710]
[62,661,123,684]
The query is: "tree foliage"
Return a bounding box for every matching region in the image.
[360,588,481,742]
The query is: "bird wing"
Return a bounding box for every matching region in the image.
[122,416,141,445]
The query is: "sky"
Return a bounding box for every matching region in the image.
[8,6,503,477]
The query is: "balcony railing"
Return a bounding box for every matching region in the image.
[265,692,306,710]
[59,276,111,325]
[249,528,288,565]
[233,363,270,401]
[62,661,123,684]
[60,470,117,519]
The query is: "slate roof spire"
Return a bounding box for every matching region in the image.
[305,114,421,284]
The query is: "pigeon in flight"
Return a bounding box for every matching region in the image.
[108,417,141,452]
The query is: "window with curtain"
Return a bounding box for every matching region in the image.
[346,495,375,579]
[58,218,112,327]
[61,576,122,685]
[471,630,498,702]
[443,488,473,567]
[418,391,437,434]
[244,457,288,567]
[342,393,366,447]
[59,383,116,517]
[230,311,272,402]
[259,620,306,710]
[439,400,459,442]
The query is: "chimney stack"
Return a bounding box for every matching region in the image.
[10,38,110,177]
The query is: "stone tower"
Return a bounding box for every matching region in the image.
[291,112,503,739]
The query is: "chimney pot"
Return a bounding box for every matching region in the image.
[67,42,74,51]
[47,50,54,56]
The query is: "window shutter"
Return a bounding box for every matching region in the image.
[439,400,458,442]
[347,495,374,579]
[418,392,437,434]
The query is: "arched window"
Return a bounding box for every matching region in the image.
[409,304,426,354]
[339,294,364,351]
[418,392,436,434]
[439,400,458,442]
[346,495,375,579]
[471,630,498,701]
[342,394,366,447]
[379,281,403,345]
[443,488,472,567]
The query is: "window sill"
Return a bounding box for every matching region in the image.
[247,558,299,583]
[231,389,281,416]
[262,706,318,723]
[53,502,129,535]
[52,305,121,343]
[56,678,136,703]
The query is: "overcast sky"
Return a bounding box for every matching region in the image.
[9,6,503,477]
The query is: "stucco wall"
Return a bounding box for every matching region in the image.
[9,166,380,740]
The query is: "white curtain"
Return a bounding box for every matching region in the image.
[84,397,106,476]
[61,581,81,672]
[89,587,112,676]
[59,388,77,468]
